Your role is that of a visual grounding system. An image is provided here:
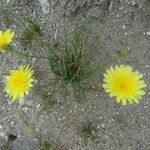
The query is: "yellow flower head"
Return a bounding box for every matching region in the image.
[4,65,34,101]
[103,65,146,105]
[0,29,14,50]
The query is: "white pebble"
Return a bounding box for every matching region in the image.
[101,124,105,128]
[145,65,149,68]
[146,32,150,36]
[81,108,85,112]
[19,100,25,105]
[10,121,14,125]
[37,104,41,108]
[122,25,126,29]
[97,124,100,129]
[24,107,28,113]
[0,131,5,137]
[58,118,61,121]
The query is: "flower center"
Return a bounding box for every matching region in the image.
[12,73,27,89]
[119,82,126,88]
[117,79,133,94]
[114,74,134,94]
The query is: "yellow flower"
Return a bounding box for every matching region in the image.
[4,65,34,101]
[0,29,14,50]
[103,65,146,105]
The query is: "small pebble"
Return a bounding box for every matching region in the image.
[145,65,149,68]
[18,100,25,106]
[8,100,13,105]
[24,107,28,113]
[144,105,148,109]
[0,131,5,137]
[37,104,41,108]
[101,124,105,128]
[97,124,100,129]
[10,121,14,125]
[58,118,61,121]
[122,25,126,29]
[81,108,85,112]
[99,116,103,120]
[146,32,150,36]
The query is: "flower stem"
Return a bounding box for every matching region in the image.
[6,46,49,60]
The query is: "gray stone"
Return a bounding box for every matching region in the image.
[9,136,39,150]
[38,0,50,14]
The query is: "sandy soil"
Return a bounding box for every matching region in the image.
[0,0,150,149]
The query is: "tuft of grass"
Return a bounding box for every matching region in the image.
[1,143,9,150]
[20,18,43,44]
[76,120,98,142]
[48,30,89,83]
[40,140,66,150]
[46,25,95,101]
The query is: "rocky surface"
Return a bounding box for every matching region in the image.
[0,0,150,149]
[9,135,39,150]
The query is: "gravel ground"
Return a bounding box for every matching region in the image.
[0,0,150,150]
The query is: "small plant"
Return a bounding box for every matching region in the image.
[1,143,9,150]
[147,0,150,3]
[20,18,43,44]
[117,47,130,57]
[76,120,98,142]
[0,5,14,28]
[40,140,66,150]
